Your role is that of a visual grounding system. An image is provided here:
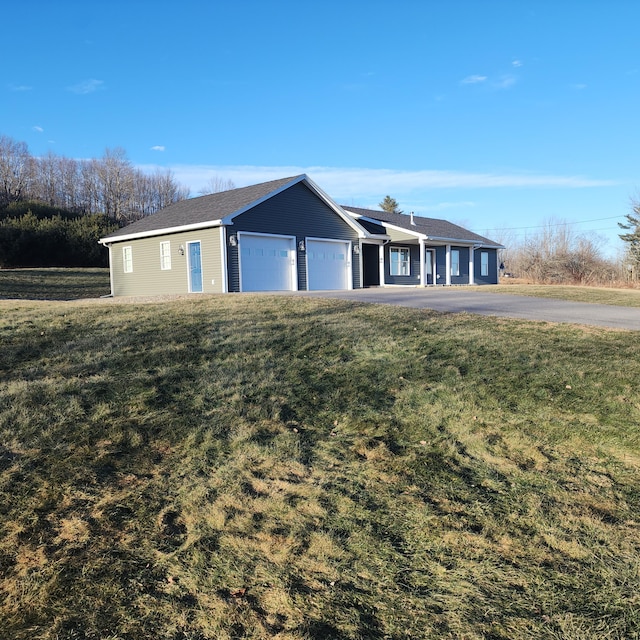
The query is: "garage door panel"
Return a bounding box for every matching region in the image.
[240,234,295,292]
[307,239,350,291]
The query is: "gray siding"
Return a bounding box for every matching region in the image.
[109,227,224,296]
[433,245,471,285]
[451,246,470,285]
[227,182,361,292]
[383,244,480,286]
[385,244,421,286]
[474,248,499,285]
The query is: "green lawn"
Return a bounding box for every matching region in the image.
[1,292,639,639]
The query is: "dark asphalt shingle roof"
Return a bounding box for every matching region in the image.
[100,173,501,249]
[101,175,301,240]
[342,205,502,247]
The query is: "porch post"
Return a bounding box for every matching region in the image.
[469,246,475,285]
[419,240,425,286]
[445,244,451,286]
[379,244,385,286]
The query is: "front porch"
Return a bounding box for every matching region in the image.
[360,240,488,287]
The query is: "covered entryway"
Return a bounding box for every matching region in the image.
[362,243,380,287]
[306,239,350,290]
[239,232,296,292]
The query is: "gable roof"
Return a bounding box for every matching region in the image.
[100,174,368,243]
[100,176,300,243]
[343,205,503,248]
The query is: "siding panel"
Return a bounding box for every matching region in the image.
[451,246,469,285]
[228,182,360,291]
[473,248,499,285]
[110,227,223,296]
[385,244,420,286]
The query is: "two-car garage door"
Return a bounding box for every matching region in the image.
[238,233,350,292]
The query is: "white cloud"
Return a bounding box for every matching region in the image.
[493,74,517,89]
[32,126,44,133]
[151,145,166,152]
[138,164,617,199]
[512,60,523,68]
[67,79,104,94]
[570,83,587,90]
[461,74,487,85]
[9,84,32,92]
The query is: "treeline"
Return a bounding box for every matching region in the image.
[0,135,190,221]
[0,202,118,268]
[0,135,191,267]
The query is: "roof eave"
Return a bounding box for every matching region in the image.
[99,219,223,245]
[354,218,503,247]
[427,235,504,248]
[365,218,428,240]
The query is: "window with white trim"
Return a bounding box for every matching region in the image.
[160,241,171,270]
[451,249,460,277]
[481,251,489,276]
[123,246,133,273]
[390,247,410,276]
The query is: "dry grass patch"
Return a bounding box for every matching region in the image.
[1,294,639,639]
[484,282,640,307]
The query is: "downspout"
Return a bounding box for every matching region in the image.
[220,226,229,293]
[107,244,114,296]
[98,239,115,297]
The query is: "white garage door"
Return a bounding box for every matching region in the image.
[239,233,296,292]
[306,239,350,290]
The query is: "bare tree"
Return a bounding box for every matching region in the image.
[149,168,190,212]
[198,174,236,195]
[96,147,136,221]
[33,151,62,206]
[79,159,102,215]
[59,156,81,212]
[503,217,618,285]
[0,135,33,207]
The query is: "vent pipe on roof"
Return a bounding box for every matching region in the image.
[410,211,416,226]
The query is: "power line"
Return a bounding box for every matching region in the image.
[473,215,625,233]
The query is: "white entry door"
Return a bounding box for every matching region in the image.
[306,239,350,290]
[239,233,296,292]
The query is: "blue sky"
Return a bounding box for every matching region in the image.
[3,0,639,257]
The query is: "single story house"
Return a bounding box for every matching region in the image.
[99,174,502,296]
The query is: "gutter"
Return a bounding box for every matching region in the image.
[99,219,224,245]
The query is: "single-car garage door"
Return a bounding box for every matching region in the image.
[239,233,296,292]
[306,239,350,290]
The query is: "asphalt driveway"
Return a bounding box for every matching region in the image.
[300,288,640,331]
